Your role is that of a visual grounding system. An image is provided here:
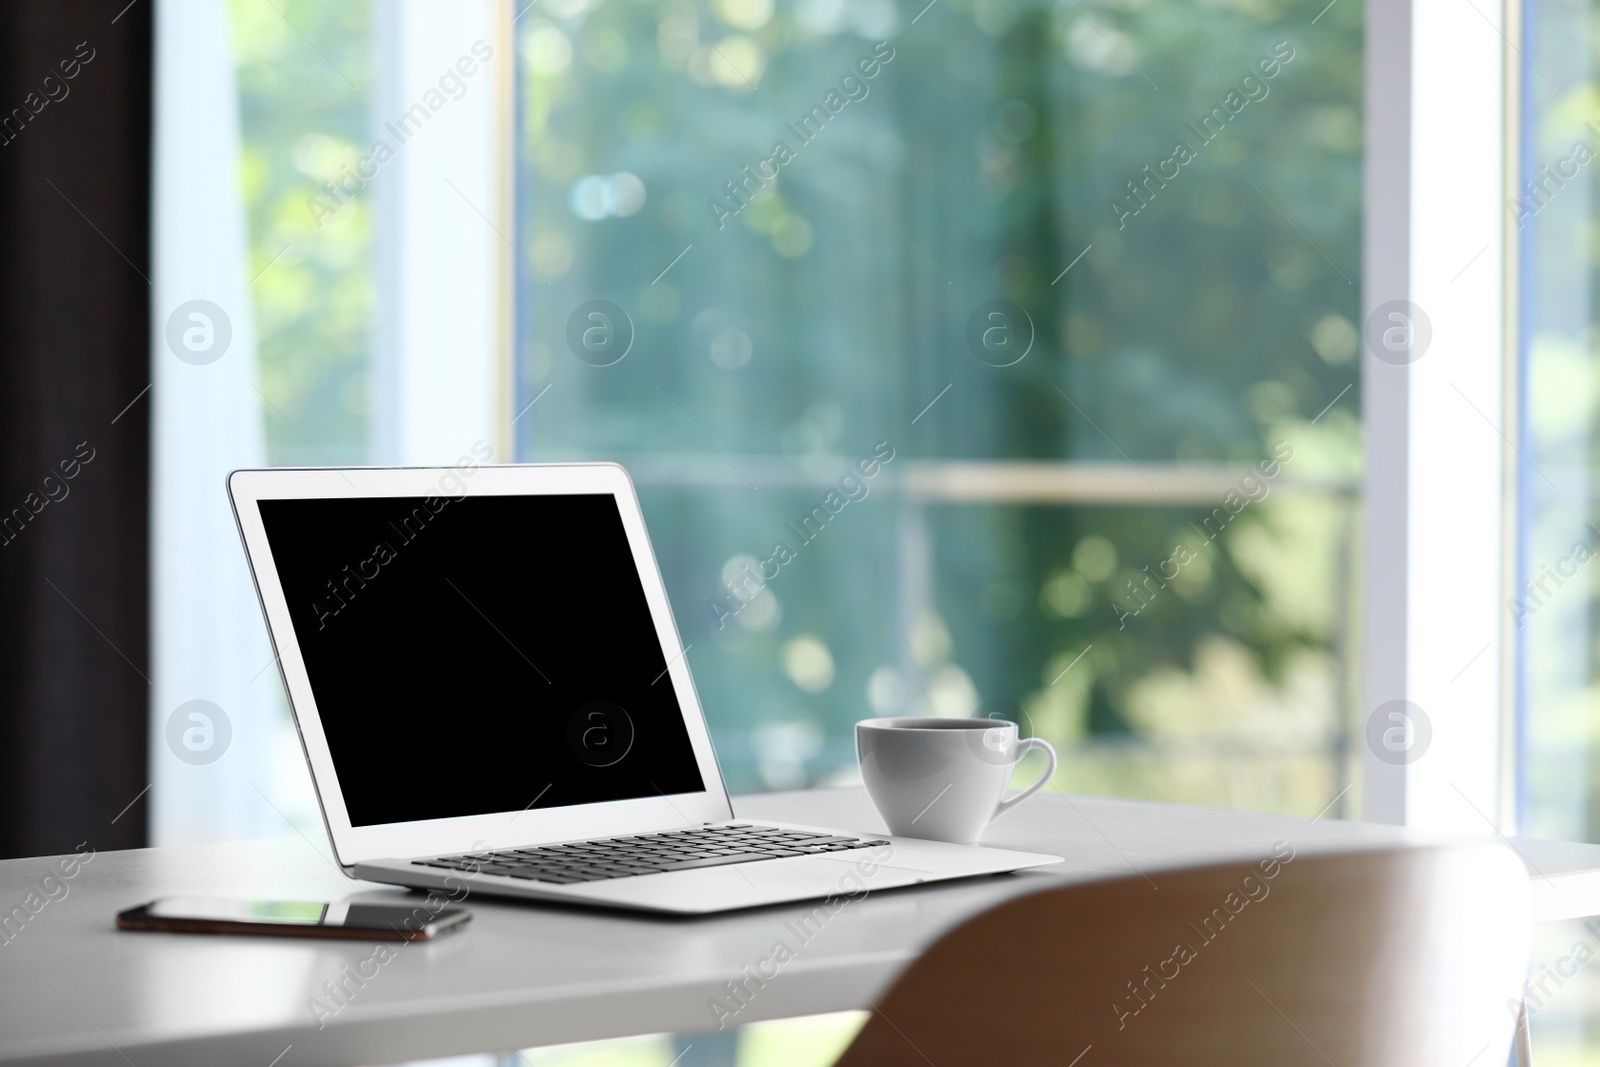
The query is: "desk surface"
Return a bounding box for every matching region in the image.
[1,787,1593,1067]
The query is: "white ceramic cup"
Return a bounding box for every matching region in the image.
[856,717,1058,844]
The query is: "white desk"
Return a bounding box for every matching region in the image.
[0,787,1591,1067]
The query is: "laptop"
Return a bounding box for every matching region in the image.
[228,462,1061,915]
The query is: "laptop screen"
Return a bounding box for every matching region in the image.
[255,492,706,827]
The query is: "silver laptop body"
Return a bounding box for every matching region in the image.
[228,462,1060,915]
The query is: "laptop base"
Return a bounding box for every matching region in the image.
[353,821,1063,915]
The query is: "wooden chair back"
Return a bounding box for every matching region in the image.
[834,843,1530,1067]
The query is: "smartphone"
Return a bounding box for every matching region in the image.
[116,897,471,940]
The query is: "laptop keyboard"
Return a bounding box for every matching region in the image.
[414,824,889,885]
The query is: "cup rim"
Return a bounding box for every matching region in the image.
[856,715,1017,732]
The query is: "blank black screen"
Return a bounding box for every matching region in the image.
[257,493,705,827]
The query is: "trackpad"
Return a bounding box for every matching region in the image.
[570,852,941,911]
[730,854,936,892]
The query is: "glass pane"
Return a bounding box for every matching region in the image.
[234,0,374,466]
[1521,0,1600,1054]
[1525,918,1600,1061]
[516,0,1363,814]
[1522,0,1600,838]
[378,1011,867,1067]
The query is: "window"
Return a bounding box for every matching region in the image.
[150,0,379,844]
[233,0,377,831]
[514,0,1363,813]
[157,0,509,844]
[1519,0,1600,1051]
[1520,0,1600,845]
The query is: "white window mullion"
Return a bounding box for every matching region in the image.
[1362,0,1508,831]
[372,0,512,467]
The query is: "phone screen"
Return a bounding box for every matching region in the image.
[147,898,330,924]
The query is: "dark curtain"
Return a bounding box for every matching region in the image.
[0,2,152,858]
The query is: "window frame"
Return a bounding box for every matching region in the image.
[370,0,515,467]
[1359,0,1517,830]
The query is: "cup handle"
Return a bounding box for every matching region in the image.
[993,737,1058,820]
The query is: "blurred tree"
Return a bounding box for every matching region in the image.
[514,0,1363,810]
[233,0,373,466]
